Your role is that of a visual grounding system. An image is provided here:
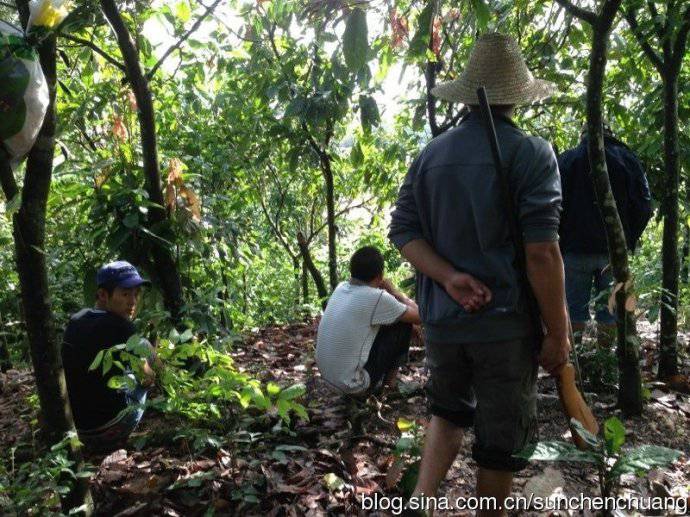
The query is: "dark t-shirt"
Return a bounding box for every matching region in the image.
[62,308,135,430]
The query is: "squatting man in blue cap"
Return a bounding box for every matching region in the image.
[62,261,159,452]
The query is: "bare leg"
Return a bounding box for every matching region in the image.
[476,468,513,517]
[410,416,464,515]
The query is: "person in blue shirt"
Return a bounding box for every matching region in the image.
[558,125,652,347]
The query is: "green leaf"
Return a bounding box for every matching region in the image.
[343,8,368,72]
[279,383,305,400]
[470,0,491,30]
[89,350,105,371]
[323,472,345,491]
[408,1,433,59]
[276,398,291,423]
[267,382,281,396]
[103,352,113,375]
[359,95,380,134]
[397,417,414,432]
[175,1,191,22]
[603,416,626,454]
[514,441,600,463]
[179,328,194,342]
[350,141,364,166]
[609,445,681,479]
[570,418,601,449]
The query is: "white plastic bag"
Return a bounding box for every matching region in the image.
[0,20,49,160]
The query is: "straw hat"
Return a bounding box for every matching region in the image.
[431,33,555,106]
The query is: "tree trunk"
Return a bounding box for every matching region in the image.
[587,8,642,415]
[681,224,689,284]
[0,311,12,372]
[297,232,328,302]
[292,256,301,305]
[658,75,680,379]
[0,15,92,511]
[301,257,309,304]
[100,0,184,322]
[321,155,338,291]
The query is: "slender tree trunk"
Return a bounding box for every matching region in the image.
[297,232,328,302]
[216,243,233,330]
[100,0,184,322]
[658,75,680,379]
[292,256,301,305]
[302,257,309,304]
[0,14,92,511]
[586,8,642,415]
[321,156,338,290]
[0,312,12,372]
[681,224,689,284]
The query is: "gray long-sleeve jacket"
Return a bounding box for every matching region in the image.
[389,112,562,344]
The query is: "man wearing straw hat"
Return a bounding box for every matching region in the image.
[390,33,569,515]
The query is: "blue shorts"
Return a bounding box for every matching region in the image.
[563,252,616,325]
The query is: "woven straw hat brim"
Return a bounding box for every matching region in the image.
[432,76,556,105]
[431,32,555,105]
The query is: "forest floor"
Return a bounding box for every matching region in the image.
[1,319,689,516]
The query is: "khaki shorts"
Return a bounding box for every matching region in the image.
[425,337,538,472]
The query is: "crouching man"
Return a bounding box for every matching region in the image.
[315,246,421,395]
[62,261,157,452]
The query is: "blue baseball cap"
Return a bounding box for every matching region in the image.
[96,261,150,289]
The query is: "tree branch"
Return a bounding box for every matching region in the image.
[59,33,127,72]
[624,8,665,73]
[553,0,596,25]
[646,0,666,40]
[671,4,690,71]
[146,0,223,80]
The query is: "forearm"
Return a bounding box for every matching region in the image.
[382,280,417,308]
[525,243,568,337]
[400,239,457,287]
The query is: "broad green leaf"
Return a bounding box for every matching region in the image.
[343,8,368,72]
[609,445,681,479]
[89,349,105,371]
[267,381,281,396]
[470,0,491,29]
[350,141,364,166]
[603,416,626,454]
[359,95,380,134]
[276,398,291,423]
[408,1,433,59]
[570,418,601,449]
[279,383,305,400]
[514,441,600,463]
[175,1,191,22]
